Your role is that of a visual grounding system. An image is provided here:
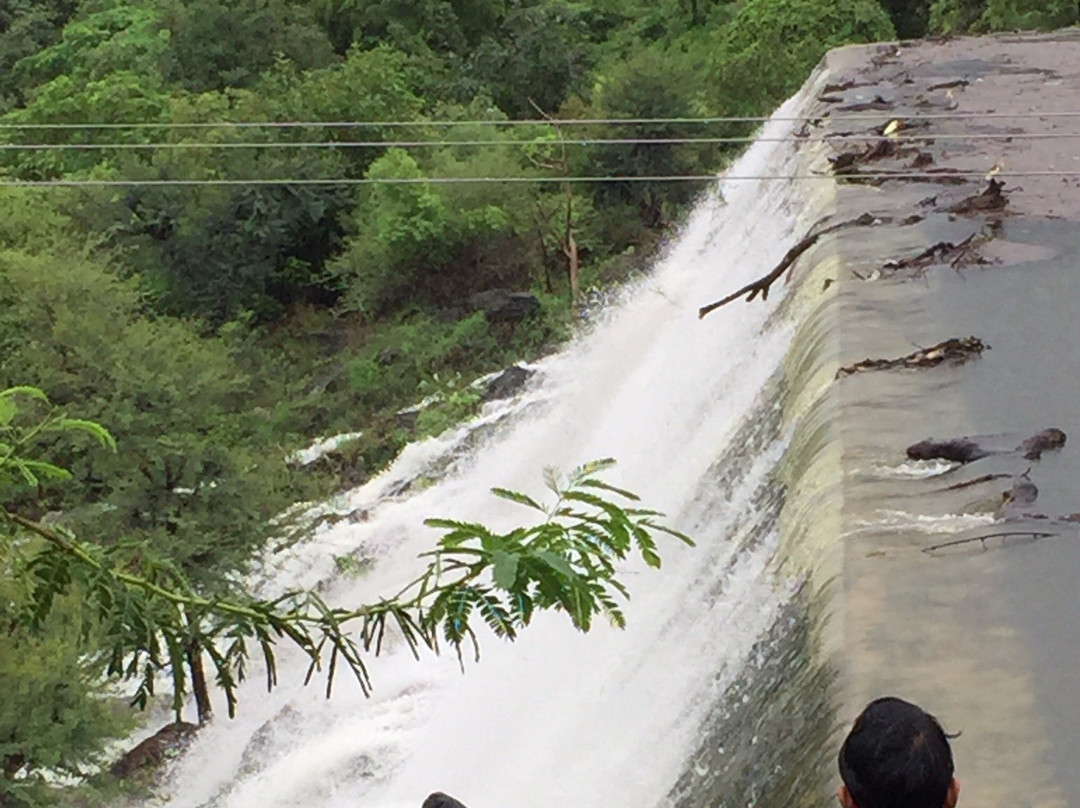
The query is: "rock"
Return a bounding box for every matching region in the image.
[468,289,540,322]
[395,408,421,430]
[109,722,199,781]
[435,306,467,324]
[377,347,403,366]
[306,449,367,488]
[423,793,470,808]
[482,365,534,402]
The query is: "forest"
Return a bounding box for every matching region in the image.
[0,0,1074,804]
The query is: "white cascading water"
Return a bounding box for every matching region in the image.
[155,85,819,808]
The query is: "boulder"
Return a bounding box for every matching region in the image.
[395,407,421,431]
[376,347,403,366]
[468,289,540,322]
[482,365,534,402]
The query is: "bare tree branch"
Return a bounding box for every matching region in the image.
[698,212,879,319]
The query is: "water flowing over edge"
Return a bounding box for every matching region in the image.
[147,71,839,808]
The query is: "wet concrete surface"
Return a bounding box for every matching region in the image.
[795,31,1080,808]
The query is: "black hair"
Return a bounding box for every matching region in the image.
[838,697,955,808]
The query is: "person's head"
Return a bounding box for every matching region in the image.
[837,697,960,808]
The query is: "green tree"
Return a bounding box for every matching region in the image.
[0,247,304,590]
[929,0,1078,32]
[709,0,896,116]
[0,387,130,807]
[1,387,690,794]
[0,0,80,109]
[334,142,538,317]
[159,0,336,92]
[584,43,716,229]
[878,0,932,37]
[11,2,168,88]
[460,1,593,118]
[309,0,502,55]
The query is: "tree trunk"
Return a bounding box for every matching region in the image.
[563,231,580,306]
[187,645,213,725]
[562,182,580,306]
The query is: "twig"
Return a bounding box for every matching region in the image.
[698,212,878,318]
[922,530,1055,553]
[932,473,1012,493]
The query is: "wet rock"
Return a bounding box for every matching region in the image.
[468,290,541,322]
[306,448,367,488]
[377,347,404,366]
[313,507,370,530]
[109,722,199,781]
[395,407,420,430]
[435,306,467,324]
[482,365,534,401]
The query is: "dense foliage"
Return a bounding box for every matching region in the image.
[1,389,687,805]
[0,0,1070,802]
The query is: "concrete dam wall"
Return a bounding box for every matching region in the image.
[768,30,1080,808]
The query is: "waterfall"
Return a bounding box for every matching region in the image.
[152,77,833,808]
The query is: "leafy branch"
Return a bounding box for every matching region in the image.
[1,387,692,724]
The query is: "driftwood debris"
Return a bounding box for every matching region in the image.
[882,233,986,275]
[698,213,879,319]
[948,178,1008,215]
[819,80,860,99]
[933,472,1013,493]
[923,529,1057,554]
[829,138,915,173]
[1018,428,1068,460]
[836,336,988,379]
[906,428,1066,464]
[835,165,968,186]
[929,78,969,91]
[872,117,930,136]
[837,95,894,112]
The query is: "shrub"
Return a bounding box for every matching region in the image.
[709,0,896,115]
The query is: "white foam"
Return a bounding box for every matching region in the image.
[152,85,821,808]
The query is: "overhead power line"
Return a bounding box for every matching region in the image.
[3,111,1080,132]
[0,170,1076,188]
[1,132,1079,151]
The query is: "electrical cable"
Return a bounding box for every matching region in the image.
[1,132,1079,151]
[3,111,1080,131]
[0,170,1076,187]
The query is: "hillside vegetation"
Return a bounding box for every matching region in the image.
[0,0,1071,803]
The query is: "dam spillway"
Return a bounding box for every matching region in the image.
[148,32,1080,808]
